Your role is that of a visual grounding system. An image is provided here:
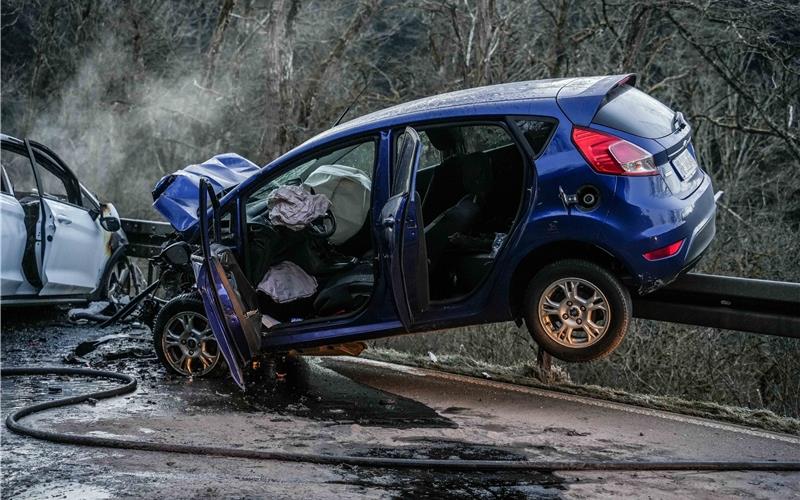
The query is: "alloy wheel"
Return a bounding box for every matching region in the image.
[537,277,610,348]
[106,258,143,305]
[161,311,220,377]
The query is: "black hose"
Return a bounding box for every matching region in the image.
[4,366,800,472]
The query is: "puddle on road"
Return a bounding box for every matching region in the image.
[338,467,565,499]
[7,312,457,430]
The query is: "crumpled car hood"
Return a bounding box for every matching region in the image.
[152,153,260,232]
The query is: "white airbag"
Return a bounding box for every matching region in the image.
[304,165,371,245]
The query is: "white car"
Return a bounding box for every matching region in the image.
[1,134,138,306]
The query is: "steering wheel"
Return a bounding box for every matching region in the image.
[307,210,336,239]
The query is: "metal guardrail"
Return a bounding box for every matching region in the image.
[633,273,800,338]
[120,217,799,338]
[121,218,173,258]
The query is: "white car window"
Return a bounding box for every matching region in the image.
[1,148,37,199]
[32,156,71,203]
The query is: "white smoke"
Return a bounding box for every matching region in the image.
[29,35,230,218]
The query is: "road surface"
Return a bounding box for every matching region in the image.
[1,313,798,498]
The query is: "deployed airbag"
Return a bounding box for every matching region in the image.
[257,260,318,303]
[267,185,331,230]
[304,165,371,245]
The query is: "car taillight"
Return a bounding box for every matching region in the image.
[572,126,658,176]
[643,239,684,261]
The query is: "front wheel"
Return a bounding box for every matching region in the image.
[153,294,223,377]
[524,259,631,363]
[98,253,144,305]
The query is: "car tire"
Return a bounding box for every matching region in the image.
[153,293,224,378]
[96,251,141,304]
[523,259,631,363]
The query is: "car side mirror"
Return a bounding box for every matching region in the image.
[161,241,192,266]
[99,216,121,232]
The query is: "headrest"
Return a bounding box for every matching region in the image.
[426,127,464,154]
[460,152,492,195]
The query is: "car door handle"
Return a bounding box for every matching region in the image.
[382,216,396,227]
[56,215,72,225]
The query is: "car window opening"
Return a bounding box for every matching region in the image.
[220,139,380,327]
[413,122,534,301]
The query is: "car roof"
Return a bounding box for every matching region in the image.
[265,74,632,171]
[165,74,635,233]
[296,78,571,152]
[0,133,95,199]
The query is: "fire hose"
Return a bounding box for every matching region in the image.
[4,366,800,472]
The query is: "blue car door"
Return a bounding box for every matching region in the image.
[196,179,261,389]
[380,127,430,330]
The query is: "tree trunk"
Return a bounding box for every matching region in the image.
[203,0,237,89]
[259,0,299,161]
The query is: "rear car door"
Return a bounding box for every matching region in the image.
[380,127,429,329]
[28,143,107,296]
[196,179,261,389]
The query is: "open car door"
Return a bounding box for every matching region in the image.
[380,127,429,330]
[0,160,36,297]
[196,179,261,389]
[26,140,106,296]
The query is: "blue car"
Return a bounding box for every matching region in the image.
[151,74,716,388]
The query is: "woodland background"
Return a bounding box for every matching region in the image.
[2,0,798,417]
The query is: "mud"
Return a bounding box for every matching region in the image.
[2,307,798,498]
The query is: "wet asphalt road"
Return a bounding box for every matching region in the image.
[1,309,799,499]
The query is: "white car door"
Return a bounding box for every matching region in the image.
[0,167,35,296]
[38,198,106,296]
[28,145,108,296]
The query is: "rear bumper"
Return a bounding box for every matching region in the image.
[684,208,715,266]
[604,172,717,293]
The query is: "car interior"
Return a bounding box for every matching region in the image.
[238,141,377,323]
[220,120,551,327]
[414,124,526,300]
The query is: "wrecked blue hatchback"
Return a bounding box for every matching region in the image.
[152,75,716,389]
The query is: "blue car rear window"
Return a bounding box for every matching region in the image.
[516,119,557,157]
[593,85,675,139]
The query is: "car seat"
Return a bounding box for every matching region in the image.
[423,151,493,274]
[312,261,374,317]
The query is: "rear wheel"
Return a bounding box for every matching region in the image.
[153,294,223,377]
[524,259,631,362]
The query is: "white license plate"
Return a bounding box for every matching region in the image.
[672,149,698,180]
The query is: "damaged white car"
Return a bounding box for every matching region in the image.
[0,133,140,306]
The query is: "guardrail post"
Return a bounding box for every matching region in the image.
[537,346,553,381]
